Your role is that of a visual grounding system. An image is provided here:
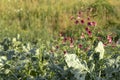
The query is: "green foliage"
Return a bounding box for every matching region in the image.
[0,35,50,80]
[0,0,120,80]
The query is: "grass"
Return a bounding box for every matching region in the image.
[0,0,120,42]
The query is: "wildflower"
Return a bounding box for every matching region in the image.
[87,22,92,26]
[80,33,85,39]
[107,35,112,40]
[75,20,79,24]
[64,50,67,54]
[64,37,67,42]
[78,44,82,48]
[108,38,112,43]
[92,21,97,26]
[62,37,67,44]
[78,11,82,17]
[67,37,71,41]
[107,35,112,43]
[80,35,84,39]
[77,16,81,19]
[85,27,89,31]
[79,11,82,15]
[87,17,90,20]
[81,19,84,24]
[56,46,59,49]
[81,32,84,35]
[87,30,92,37]
[88,30,92,35]
[70,43,74,48]
[70,38,73,43]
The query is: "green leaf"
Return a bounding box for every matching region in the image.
[65,54,89,80]
[0,56,7,67]
[95,41,105,60]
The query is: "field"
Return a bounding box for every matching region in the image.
[0,0,120,80]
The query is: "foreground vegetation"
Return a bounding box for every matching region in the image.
[0,0,120,80]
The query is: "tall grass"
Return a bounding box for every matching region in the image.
[0,0,120,42]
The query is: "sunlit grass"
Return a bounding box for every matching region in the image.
[0,0,119,41]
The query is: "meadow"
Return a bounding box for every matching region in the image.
[0,0,120,80]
